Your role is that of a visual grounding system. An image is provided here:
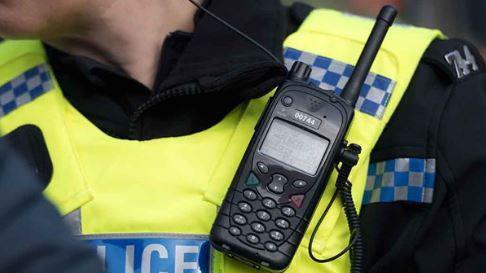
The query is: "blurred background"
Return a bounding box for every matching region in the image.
[283,0,486,57]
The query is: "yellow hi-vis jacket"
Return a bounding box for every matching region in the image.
[0,8,442,273]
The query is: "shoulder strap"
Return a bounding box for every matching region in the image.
[0,40,93,216]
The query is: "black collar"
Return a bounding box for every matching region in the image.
[46,0,311,140]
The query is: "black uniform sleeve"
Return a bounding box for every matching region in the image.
[361,39,486,273]
[0,141,103,273]
[433,46,486,272]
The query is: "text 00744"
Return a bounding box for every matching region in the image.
[290,110,321,130]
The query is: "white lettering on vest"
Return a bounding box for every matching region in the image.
[97,245,107,270]
[175,246,199,273]
[141,244,169,273]
[125,245,135,273]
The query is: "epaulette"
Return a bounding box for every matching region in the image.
[422,38,485,83]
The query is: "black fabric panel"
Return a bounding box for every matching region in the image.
[363,41,454,272]
[157,0,287,92]
[286,2,314,35]
[0,142,104,273]
[363,38,486,273]
[371,40,452,163]
[47,0,300,140]
[0,125,53,188]
[434,63,486,273]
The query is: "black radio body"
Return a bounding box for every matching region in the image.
[209,5,397,272]
[210,67,355,271]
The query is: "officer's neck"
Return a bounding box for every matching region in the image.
[45,0,199,89]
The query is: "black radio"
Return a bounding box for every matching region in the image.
[211,63,355,269]
[208,6,397,272]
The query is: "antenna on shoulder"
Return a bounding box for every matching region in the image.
[340,6,397,107]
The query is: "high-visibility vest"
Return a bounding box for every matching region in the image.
[0,8,442,273]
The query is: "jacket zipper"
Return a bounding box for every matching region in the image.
[128,83,203,140]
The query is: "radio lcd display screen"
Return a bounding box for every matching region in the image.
[260,119,329,175]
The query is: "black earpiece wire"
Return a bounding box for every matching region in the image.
[186,0,284,66]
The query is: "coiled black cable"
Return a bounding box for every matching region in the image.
[308,163,364,273]
[336,178,364,273]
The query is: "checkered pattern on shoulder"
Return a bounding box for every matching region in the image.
[363,158,436,205]
[0,64,54,117]
[283,47,396,119]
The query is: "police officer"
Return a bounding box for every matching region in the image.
[0,0,484,273]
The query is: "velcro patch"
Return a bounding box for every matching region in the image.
[363,158,436,205]
[82,234,210,273]
[0,64,53,117]
[284,47,396,119]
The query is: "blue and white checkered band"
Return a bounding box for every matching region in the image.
[363,158,436,205]
[283,47,396,119]
[0,64,54,117]
[82,234,211,273]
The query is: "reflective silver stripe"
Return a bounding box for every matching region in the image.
[125,245,135,273]
[96,245,107,272]
[64,209,82,235]
[0,64,54,117]
[364,158,437,204]
[283,47,397,119]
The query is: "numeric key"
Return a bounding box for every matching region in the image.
[270,230,284,241]
[247,234,260,244]
[251,222,266,233]
[233,214,247,225]
[243,189,258,200]
[257,210,271,221]
[281,207,295,217]
[238,202,252,213]
[262,198,276,209]
[275,218,290,229]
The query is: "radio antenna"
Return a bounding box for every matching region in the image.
[187,0,283,66]
[340,6,397,106]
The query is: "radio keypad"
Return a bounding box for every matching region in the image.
[243,189,258,200]
[251,222,266,233]
[233,214,247,225]
[247,234,260,244]
[275,218,290,229]
[270,230,284,241]
[245,172,260,187]
[262,198,276,209]
[290,195,305,208]
[229,226,241,236]
[257,162,269,174]
[265,242,278,252]
[268,183,284,194]
[238,202,252,213]
[268,174,288,194]
[257,210,271,221]
[272,174,288,184]
[229,164,310,251]
[281,207,296,217]
[293,180,307,188]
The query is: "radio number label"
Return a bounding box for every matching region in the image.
[291,110,322,129]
